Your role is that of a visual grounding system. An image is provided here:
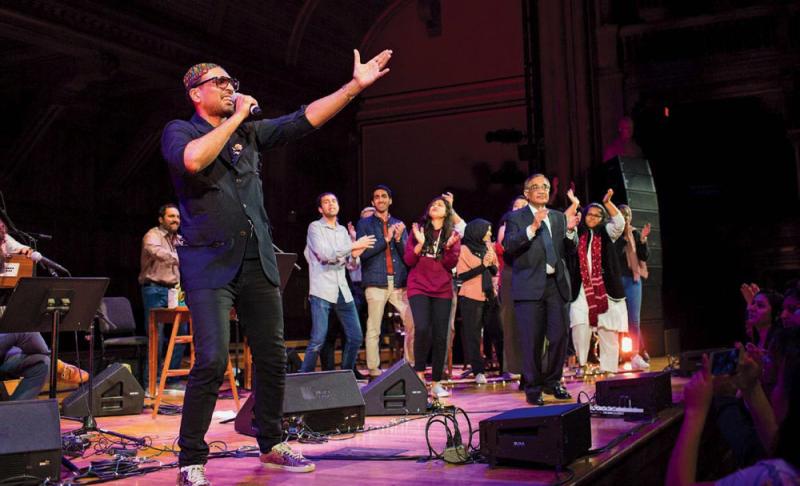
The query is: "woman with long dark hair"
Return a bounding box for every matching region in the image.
[404,196,461,398]
[746,289,783,351]
[615,204,651,369]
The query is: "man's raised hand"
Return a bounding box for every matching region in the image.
[353,49,392,90]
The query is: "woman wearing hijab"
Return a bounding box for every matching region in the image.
[456,219,499,385]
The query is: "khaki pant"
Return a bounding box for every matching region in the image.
[364,282,414,374]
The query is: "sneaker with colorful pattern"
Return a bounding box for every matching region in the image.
[260,442,315,472]
[176,465,211,486]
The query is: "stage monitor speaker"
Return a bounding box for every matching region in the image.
[595,371,673,414]
[678,348,727,376]
[361,359,427,415]
[61,362,144,417]
[0,399,61,482]
[480,403,591,468]
[235,370,365,437]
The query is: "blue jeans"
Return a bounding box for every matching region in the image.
[0,332,50,400]
[622,275,643,353]
[301,293,363,372]
[142,285,187,387]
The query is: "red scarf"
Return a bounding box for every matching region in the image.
[578,231,608,326]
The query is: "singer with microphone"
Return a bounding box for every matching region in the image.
[162,49,393,486]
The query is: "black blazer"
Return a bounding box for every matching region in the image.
[503,206,576,302]
[162,110,314,291]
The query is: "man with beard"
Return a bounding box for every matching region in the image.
[356,185,413,377]
[162,49,392,485]
[138,203,183,390]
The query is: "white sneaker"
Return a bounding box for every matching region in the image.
[431,382,450,398]
[474,373,488,385]
[177,465,211,486]
[631,354,650,370]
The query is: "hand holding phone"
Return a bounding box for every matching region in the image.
[710,348,740,376]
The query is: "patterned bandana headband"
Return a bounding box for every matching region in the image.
[183,62,220,91]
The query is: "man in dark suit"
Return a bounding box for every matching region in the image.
[503,174,579,406]
[162,49,392,485]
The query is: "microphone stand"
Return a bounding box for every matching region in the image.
[63,313,145,445]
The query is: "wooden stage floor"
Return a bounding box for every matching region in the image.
[56,358,687,485]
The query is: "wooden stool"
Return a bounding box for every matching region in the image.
[149,307,240,417]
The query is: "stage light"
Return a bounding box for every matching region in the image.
[621,336,633,353]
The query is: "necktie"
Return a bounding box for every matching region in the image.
[539,217,557,267]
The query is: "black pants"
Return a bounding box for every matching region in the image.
[458,296,485,374]
[513,277,568,396]
[410,294,452,382]
[482,298,504,371]
[179,258,286,466]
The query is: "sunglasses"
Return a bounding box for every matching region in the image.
[191,75,240,91]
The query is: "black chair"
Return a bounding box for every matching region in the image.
[97,297,147,382]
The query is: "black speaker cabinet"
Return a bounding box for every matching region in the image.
[61,362,144,417]
[361,359,427,415]
[595,371,673,414]
[235,370,365,436]
[0,399,61,482]
[480,403,591,468]
[678,348,727,376]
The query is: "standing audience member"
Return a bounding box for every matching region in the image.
[495,195,528,379]
[456,219,498,385]
[503,174,579,406]
[320,206,376,375]
[404,196,461,398]
[569,190,627,374]
[300,193,374,372]
[356,186,413,376]
[616,204,651,369]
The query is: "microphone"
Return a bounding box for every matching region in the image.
[30,251,71,276]
[233,93,261,116]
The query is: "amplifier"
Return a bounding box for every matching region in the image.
[360,359,427,415]
[479,403,591,467]
[0,399,61,482]
[235,370,365,436]
[595,371,672,414]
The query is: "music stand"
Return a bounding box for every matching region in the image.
[275,253,298,291]
[0,277,108,399]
